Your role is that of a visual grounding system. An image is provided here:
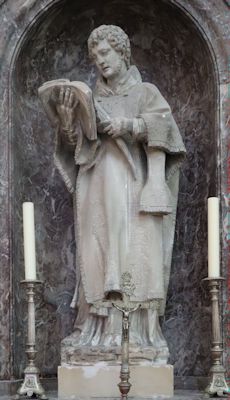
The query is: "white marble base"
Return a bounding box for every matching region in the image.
[58,363,174,398]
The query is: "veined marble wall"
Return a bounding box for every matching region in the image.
[0,0,229,385]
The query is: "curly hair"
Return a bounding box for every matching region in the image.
[88,25,131,68]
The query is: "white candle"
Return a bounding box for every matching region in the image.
[208,197,220,277]
[23,202,37,281]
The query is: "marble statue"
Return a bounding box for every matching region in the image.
[39,25,186,364]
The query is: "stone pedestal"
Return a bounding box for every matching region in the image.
[58,363,173,398]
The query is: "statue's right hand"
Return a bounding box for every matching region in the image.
[56,87,78,133]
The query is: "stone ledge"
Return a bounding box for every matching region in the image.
[58,363,173,398]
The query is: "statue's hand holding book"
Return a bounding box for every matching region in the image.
[55,86,79,134]
[38,79,97,141]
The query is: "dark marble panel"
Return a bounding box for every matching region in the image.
[221,78,230,379]
[0,74,11,380]
[11,0,217,378]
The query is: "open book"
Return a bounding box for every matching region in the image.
[38,79,98,140]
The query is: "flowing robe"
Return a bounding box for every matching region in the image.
[54,66,186,320]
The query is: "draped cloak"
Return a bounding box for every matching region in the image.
[53,66,186,316]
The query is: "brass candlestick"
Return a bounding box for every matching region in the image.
[16,280,48,400]
[203,277,229,397]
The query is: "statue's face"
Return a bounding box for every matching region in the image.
[91,39,126,80]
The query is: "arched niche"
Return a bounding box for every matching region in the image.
[11,0,218,379]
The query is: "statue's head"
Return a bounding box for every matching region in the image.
[88,25,131,80]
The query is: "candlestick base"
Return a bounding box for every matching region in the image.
[203,277,230,397]
[205,368,230,397]
[16,366,48,399]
